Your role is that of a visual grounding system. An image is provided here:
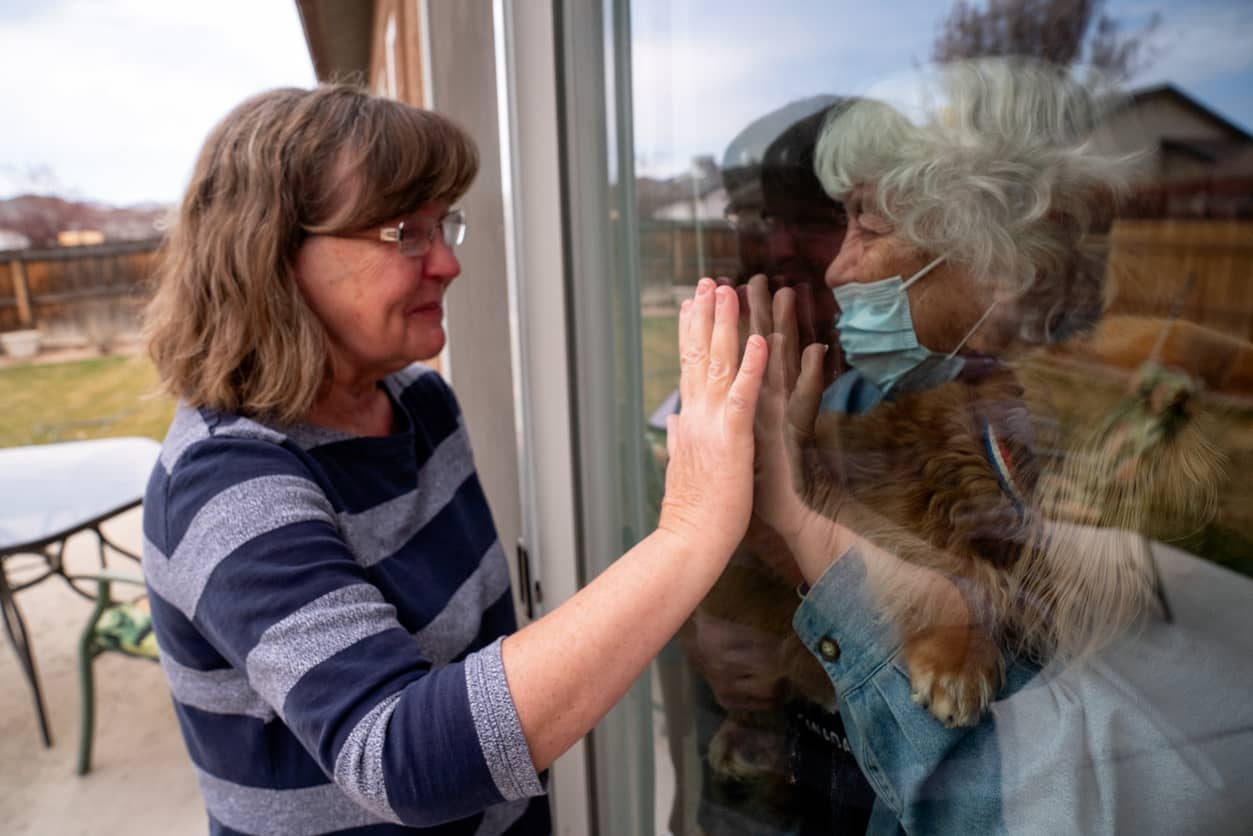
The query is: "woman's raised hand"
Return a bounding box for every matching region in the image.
[658,278,768,562]
[744,276,837,551]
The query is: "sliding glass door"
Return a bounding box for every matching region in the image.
[549,0,1253,834]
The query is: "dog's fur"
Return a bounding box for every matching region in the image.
[699,315,1244,789]
[697,367,1038,801]
[807,367,1039,726]
[799,316,1243,726]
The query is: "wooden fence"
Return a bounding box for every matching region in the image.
[0,238,161,336]
[637,218,1253,342]
[0,219,1247,345]
[639,221,740,292]
[1105,220,1253,341]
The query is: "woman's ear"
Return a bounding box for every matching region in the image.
[963,286,1025,355]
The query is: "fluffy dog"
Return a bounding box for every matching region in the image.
[796,316,1241,728]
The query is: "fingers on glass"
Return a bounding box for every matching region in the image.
[794,283,816,347]
[710,285,739,383]
[678,298,694,403]
[764,332,788,392]
[682,279,715,398]
[747,274,772,337]
[727,332,766,425]
[789,343,827,433]
[772,286,796,338]
[773,288,800,381]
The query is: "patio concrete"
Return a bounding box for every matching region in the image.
[0,508,205,835]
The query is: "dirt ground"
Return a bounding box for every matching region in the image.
[0,338,143,371]
[0,508,205,835]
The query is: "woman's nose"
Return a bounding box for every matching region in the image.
[824,239,859,288]
[422,236,461,284]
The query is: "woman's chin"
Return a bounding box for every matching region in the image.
[410,330,446,363]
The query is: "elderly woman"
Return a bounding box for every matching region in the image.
[748,60,1252,834]
[142,85,766,835]
[753,57,1132,719]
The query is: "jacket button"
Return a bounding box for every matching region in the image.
[819,637,840,662]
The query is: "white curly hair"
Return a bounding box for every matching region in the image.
[815,59,1137,342]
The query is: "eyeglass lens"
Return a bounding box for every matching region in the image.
[396,210,466,257]
[442,210,466,247]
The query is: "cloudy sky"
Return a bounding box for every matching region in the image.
[1,0,1250,204]
[630,0,1253,178]
[0,0,314,205]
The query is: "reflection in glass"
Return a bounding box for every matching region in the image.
[615,2,1253,833]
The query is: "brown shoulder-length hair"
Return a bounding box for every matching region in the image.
[145,84,479,424]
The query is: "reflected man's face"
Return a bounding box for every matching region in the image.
[729,195,847,341]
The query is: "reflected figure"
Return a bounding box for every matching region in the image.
[763,59,1143,725]
[675,97,877,835]
[721,96,849,344]
[752,58,1253,833]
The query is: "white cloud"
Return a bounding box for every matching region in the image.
[627,0,1253,177]
[1130,5,1253,87]
[627,0,940,179]
[0,0,316,205]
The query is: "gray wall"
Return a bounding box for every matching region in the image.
[426,0,525,622]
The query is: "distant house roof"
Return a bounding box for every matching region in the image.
[295,0,373,81]
[653,187,730,222]
[0,229,31,251]
[1119,83,1253,143]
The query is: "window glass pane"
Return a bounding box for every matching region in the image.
[604,1,1253,833]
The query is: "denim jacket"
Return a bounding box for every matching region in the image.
[793,548,1253,836]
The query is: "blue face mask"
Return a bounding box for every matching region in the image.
[832,255,997,396]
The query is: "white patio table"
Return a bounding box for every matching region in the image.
[0,436,160,746]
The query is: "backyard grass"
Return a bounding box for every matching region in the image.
[8,318,1244,576]
[0,353,175,448]
[641,312,680,416]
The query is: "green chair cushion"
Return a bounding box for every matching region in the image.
[94,602,159,659]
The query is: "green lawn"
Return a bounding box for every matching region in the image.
[641,312,680,416]
[6,328,1246,577]
[0,353,176,448]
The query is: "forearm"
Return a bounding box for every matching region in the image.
[502,529,727,771]
[783,503,859,586]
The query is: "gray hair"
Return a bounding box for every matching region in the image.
[815,59,1136,342]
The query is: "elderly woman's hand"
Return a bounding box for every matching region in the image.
[657,278,768,562]
[744,277,849,581]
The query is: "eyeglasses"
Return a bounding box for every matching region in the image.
[723,208,771,235]
[329,208,467,258]
[724,207,848,237]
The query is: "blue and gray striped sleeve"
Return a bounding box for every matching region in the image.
[144,434,543,827]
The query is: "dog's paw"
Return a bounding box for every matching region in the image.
[707,716,788,783]
[903,626,1004,728]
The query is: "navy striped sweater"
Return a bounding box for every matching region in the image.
[142,365,550,835]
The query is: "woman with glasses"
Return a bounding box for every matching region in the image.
[142,85,767,836]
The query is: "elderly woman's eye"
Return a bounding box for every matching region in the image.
[858,212,892,236]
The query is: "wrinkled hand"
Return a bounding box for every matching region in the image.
[684,610,786,712]
[658,278,768,562]
[742,278,835,543]
[719,275,843,387]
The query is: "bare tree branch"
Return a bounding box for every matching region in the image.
[934,0,1160,86]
